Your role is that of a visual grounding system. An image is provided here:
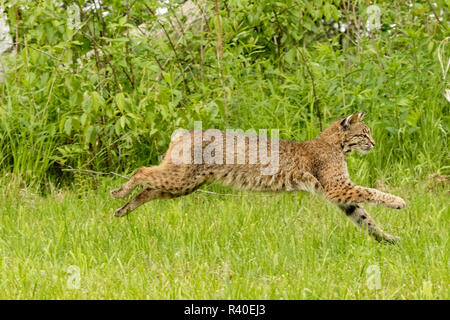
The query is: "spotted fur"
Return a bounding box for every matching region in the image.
[111,112,405,243]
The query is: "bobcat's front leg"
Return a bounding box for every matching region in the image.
[325,181,406,209]
[338,204,400,243]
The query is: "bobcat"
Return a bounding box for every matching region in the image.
[111,112,405,243]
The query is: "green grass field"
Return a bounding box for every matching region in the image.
[0,175,447,299]
[0,0,448,302]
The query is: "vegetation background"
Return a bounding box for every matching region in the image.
[0,0,448,299]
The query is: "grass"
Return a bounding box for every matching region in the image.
[0,175,448,299]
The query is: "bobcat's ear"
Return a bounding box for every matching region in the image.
[340,113,359,128]
[358,111,366,121]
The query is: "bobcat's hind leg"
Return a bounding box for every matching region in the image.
[338,204,400,243]
[113,165,208,217]
[114,188,178,217]
[110,166,163,199]
[292,171,324,193]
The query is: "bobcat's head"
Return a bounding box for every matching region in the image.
[339,112,375,154]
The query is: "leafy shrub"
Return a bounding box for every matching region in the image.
[0,0,448,186]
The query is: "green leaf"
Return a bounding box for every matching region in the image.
[85,126,97,145]
[91,92,105,113]
[115,121,122,136]
[397,97,410,107]
[323,3,332,21]
[64,118,72,135]
[118,16,127,25]
[163,72,172,86]
[82,92,92,112]
[120,116,127,129]
[385,126,398,134]
[116,93,125,112]
[80,113,89,128]
[285,48,297,65]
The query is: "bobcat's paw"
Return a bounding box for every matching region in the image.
[382,234,401,244]
[110,188,125,199]
[389,196,406,209]
[114,207,128,217]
